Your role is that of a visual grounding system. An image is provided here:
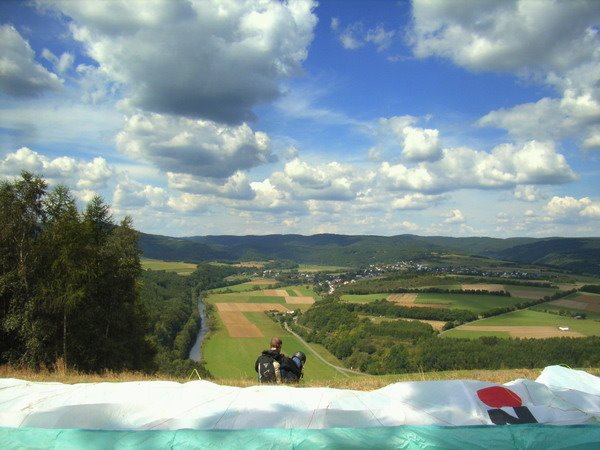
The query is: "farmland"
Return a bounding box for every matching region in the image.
[341,291,532,313]
[443,310,600,339]
[141,258,197,275]
[202,286,346,381]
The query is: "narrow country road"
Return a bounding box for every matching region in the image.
[283,322,367,377]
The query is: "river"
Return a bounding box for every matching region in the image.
[188,292,208,362]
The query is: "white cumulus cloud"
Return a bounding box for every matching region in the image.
[379,140,576,193]
[0,147,114,189]
[116,112,274,179]
[545,196,600,219]
[41,0,318,124]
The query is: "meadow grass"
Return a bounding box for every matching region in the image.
[202,312,344,382]
[502,285,558,299]
[416,293,531,313]
[340,293,389,303]
[141,258,197,275]
[4,364,599,390]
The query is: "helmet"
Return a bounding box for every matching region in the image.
[293,351,306,364]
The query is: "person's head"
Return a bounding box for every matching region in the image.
[270,336,282,352]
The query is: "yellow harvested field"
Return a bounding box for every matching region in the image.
[285,296,315,304]
[218,311,263,337]
[262,289,288,297]
[215,303,289,312]
[233,262,265,268]
[462,284,505,291]
[387,293,417,303]
[459,325,585,338]
[416,319,446,331]
[216,303,290,337]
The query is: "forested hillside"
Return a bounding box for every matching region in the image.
[139,232,600,274]
[0,173,239,376]
[0,173,153,372]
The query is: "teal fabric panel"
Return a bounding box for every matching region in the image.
[2,424,600,449]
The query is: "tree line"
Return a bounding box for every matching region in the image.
[0,172,244,375]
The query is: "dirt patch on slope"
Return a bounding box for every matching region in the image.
[387,293,418,304]
[285,296,315,304]
[215,303,290,337]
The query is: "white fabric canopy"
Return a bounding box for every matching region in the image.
[0,366,598,431]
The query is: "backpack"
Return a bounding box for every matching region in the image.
[257,354,280,383]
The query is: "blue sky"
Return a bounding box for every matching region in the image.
[1,0,599,237]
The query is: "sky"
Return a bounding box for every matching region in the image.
[1,0,599,238]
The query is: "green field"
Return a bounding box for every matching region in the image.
[203,311,346,381]
[502,285,558,299]
[340,293,389,303]
[203,290,345,381]
[141,258,197,275]
[416,293,530,313]
[292,285,321,299]
[443,309,600,338]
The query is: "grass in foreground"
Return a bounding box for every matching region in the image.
[3,365,599,390]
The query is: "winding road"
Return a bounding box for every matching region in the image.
[284,322,368,377]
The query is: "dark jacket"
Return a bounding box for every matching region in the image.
[254,350,302,382]
[254,349,280,373]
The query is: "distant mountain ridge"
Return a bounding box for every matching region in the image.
[138,233,600,275]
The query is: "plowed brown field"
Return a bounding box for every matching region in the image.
[215,303,290,337]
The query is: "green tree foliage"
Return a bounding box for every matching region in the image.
[295,297,600,375]
[349,299,477,323]
[0,173,153,372]
[139,262,245,377]
[580,285,600,294]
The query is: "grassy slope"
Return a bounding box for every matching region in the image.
[203,288,343,381]
[141,258,197,275]
[3,365,599,390]
[202,311,345,382]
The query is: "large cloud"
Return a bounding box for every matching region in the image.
[116,113,274,179]
[269,158,373,201]
[410,0,600,73]
[379,140,576,193]
[166,171,255,200]
[410,0,600,148]
[545,196,600,219]
[0,147,114,189]
[0,25,63,96]
[41,0,317,124]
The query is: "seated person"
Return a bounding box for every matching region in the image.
[280,351,306,383]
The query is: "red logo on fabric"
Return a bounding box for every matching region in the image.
[477,386,522,408]
[476,386,537,425]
